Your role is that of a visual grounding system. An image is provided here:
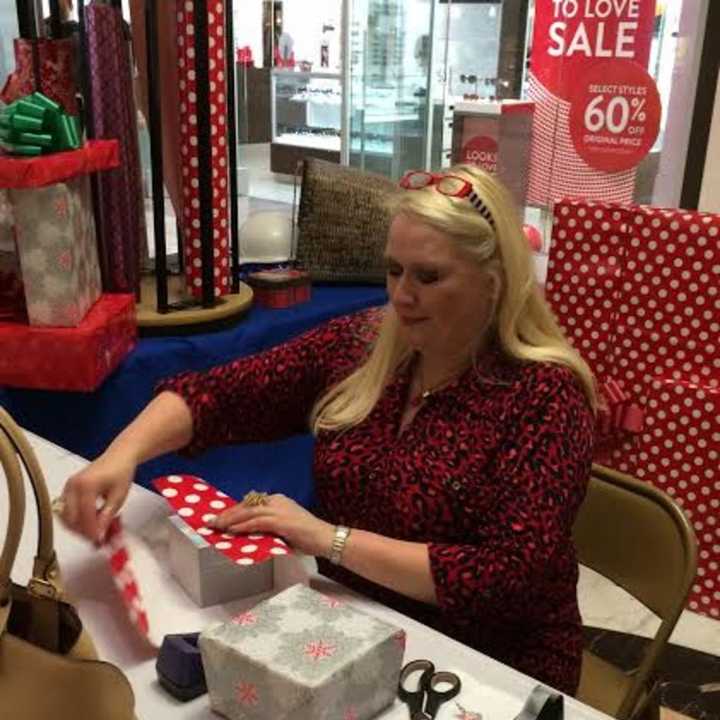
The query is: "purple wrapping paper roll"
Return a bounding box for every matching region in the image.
[86,1,145,294]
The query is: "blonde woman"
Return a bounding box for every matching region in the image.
[60,165,596,694]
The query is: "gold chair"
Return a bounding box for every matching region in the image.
[573,464,698,720]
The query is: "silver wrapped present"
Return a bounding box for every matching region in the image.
[9,175,102,327]
[167,515,274,607]
[199,583,406,720]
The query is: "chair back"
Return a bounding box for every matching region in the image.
[573,464,697,719]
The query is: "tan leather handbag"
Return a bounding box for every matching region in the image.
[0,407,135,720]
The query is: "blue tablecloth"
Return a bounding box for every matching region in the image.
[0,285,387,505]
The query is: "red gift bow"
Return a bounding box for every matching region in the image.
[597,379,644,438]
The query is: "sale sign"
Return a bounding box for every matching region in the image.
[526,0,658,206]
[569,59,661,172]
[532,0,655,101]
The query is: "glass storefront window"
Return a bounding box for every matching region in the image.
[345,0,708,212]
[348,0,436,178]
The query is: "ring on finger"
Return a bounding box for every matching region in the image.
[51,495,66,515]
[242,490,270,507]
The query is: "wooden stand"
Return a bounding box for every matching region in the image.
[136,275,253,336]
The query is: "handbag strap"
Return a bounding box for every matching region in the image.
[0,429,25,630]
[0,407,60,613]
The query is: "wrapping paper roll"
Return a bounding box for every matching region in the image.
[176,0,231,298]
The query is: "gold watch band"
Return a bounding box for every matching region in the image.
[329,525,351,565]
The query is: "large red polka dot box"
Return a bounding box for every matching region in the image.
[176,0,231,298]
[546,199,720,618]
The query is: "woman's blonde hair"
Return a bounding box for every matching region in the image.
[310,164,596,433]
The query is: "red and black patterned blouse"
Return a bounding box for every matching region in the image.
[159,308,595,695]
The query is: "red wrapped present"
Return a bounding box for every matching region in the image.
[547,200,720,618]
[546,199,629,379]
[0,139,119,188]
[0,38,79,115]
[246,269,311,309]
[0,293,137,391]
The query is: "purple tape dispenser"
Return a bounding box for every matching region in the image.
[156,632,207,702]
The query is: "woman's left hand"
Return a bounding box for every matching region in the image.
[210,494,336,558]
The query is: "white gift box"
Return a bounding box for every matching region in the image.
[167,515,274,608]
[199,583,406,720]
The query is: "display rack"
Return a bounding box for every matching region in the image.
[270,69,342,173]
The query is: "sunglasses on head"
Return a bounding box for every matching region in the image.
[399,171,496,230]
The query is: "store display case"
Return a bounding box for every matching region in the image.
[270,69,342,174]
[349,96,426,178]
[236,65,272,144]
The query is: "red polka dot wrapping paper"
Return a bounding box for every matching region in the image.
[547,200,720,617]
[101,517,152,643]
[176,0,231,298]
[153,474,293,565]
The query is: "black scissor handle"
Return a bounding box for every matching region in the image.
[398,660,436,713]
[424,671,462,718]
[399,661,462,720]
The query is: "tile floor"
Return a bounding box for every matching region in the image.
[579,566,720,659]
[579,567,719,719]
[240,142,296,205]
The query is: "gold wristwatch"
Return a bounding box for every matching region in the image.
[329,525,351,565]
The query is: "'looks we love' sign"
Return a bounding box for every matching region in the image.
[527,0,659,205]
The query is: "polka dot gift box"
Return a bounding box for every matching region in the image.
[154,475,291,606]
[546,200,720,618]
[176,0,231,298]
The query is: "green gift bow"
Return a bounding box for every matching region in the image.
[0,92,80,156]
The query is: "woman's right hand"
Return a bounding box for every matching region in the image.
[59,451,137,545]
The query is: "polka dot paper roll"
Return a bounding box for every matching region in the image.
[547,200,720,618]
[153,475,293,565]
[176,0,231,298]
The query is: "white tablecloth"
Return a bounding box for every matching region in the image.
[1,431,612,720]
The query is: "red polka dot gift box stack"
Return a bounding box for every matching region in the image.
[546,199,720,618]
[176,0,231,299]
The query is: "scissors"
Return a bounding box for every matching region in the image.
[398,659,462,720]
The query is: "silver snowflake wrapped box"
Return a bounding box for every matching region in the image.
[199,583,406,720]
[0,142,118,327]
[10,174,102,326]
